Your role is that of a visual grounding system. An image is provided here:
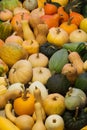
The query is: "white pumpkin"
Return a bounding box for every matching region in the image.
[8,60,33,84]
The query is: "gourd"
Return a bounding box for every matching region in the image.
[21,20,35,40]
[0,116,20,130]
[0,20,13,41]
[75,72,87,94]
[32,102,46,130]
[28,53,49,68]
[28,81,48,100]
[68,51,84,75]
[63,107,87,130]
[8,60,33,84]
[46,73,71,96]
[5,103,34,130]
[61,63,78,84]
[48,48,68,74]
[39,42,59,58]
[32,87,46,121]
[0,89,22,109]
[13,90,35,116]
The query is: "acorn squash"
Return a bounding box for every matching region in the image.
[63,107,87,130]
[46,73,71,96]
[75,72,87,94]
[39,42,59,58]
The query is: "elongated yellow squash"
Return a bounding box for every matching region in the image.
[0,116,20,130]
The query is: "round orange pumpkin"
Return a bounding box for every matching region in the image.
[13,91,35,116]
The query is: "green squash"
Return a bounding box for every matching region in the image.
[48,48,68,74]
[75,72,87,94]
[82,5,87,18]
[0,21,13,41]
[46,73,71,96]
[39,42,59,59]
[63,107,87,130]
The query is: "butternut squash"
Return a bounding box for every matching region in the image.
[0,116,20,130]
[5,103,34,130]
[68,52,84,75]
[32,102,46,130]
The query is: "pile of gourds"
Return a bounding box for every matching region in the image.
[0,0,87,130]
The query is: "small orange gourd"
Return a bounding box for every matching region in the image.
[41,13,59,29]
[57,6,69,25]
[60,17,78,35]
[44,2,58,15]
[69,10,84,26]
[13,90,35,116]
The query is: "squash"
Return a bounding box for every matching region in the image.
[47,27,69,47]
[32,102,46,130]
[0,116,20,130]
[13,90,35,116]
[0,89,22,109]
[46,73,71,96]
[68,51,84,75]
[63,107,87,130]
[8,60,33,84]
[0,20,13,41]
[5,103,34,130]
[75,72,87,94]
[48,48,68,74]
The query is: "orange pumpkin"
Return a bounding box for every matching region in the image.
[57,6,69,25]
[60,17,78,35]
[69,10,84,26]
[11,12,30,37]
[40,13,59,29]
[13,91,35,116]
[44,3,58,15]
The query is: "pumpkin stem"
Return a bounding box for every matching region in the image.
[74,107,79,120]
[67,17,73,25]
[67,87,73,96]
[22,90,29,101]
[52,96,58,101]
[56,28,61,34]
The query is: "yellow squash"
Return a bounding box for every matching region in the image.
[0,116,20,130]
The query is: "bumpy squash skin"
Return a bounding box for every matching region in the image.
[63,108,87,130]
[46,73,71,96]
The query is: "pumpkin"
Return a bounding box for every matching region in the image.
[69,10,84,26]
[46,73,71,96]
[39,42,59,58]
[0,9,13,21]
[57,6,69,24]
[32,67,52,85]
[59,17,78,35]
[47,27,69,47]
[0,21,13,41]
[8,59,33,84]
[13,90,35,116]
[40,14,59,29]
[48,48,68,74]
[13,7,30,15]
[44,2,58,15]
[22,39,39,54]
[63,107,87,130]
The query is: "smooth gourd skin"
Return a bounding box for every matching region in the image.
[63,108,87,130]
[0,116,20,130]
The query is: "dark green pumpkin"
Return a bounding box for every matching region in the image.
[46,73,71,96]
[75,72,87,94]
[0,21,13,41]
[81,5,87,18]
[63,107,87,130]
[39,42,59,58]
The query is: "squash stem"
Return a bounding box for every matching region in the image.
[22,90,29,101]
[74,107,79,120]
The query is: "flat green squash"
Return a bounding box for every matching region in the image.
[48,48,68,74]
